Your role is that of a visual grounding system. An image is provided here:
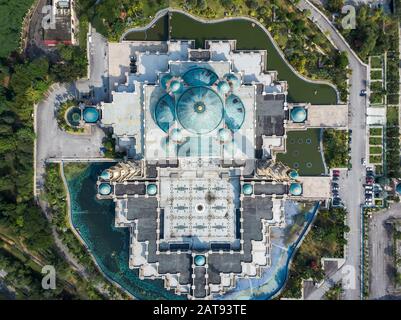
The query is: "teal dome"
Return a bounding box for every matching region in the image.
[155,94,176,132]
[396,183,401,195]
[161,74,173,89]
[243,183,253,195]
[100,170,111,180]
[225,73,240,89]
[176,86,223,135]
[225,94,245,131]
[289,183,303,196]
[183,67,218,86]
[147,184,157,196]
[99,183,111,195]
[83,107,99,123]
[290,107,307,123]
[194,255,206,266]
[288,170,299,180]
[170,128,183,143]
[217,80,230,94]
[218,128,232,143]
[169,79,182,93]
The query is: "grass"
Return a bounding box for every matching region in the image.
[369,155,383,163]
[387,106,399,126]
[369,127,383,136]
[370,81,383,92]
[370,70,383,80]
[387,94,400,105]
[323,129,349,169]
[369,137,383,145]
[370,56,382,69]
[370,92,384,104]
[276,129,325,176]
[369,146,382,155]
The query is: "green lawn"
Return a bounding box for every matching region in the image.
[369,146,382,155]
[369,127,383,136]
[370,56,382,69]
[277,129,325,176]
[387,106,399,126]
[369,155,383,163]
[369,137,383,145]
[370,70,383,80]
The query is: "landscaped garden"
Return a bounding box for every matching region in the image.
[323,129,349,169]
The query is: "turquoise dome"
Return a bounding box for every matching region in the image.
[155,94,176,132]
[183,67,218,86]
[290,107,307,123]
[288,170,299,180]
[289,183,303,196]
[243,183,253,195]
[170,79,182,93]
[100,170,111,180]
[99,183,111,195]
[225,73,240,89]
[194,255,206,266]
[396,183,401,195]
[147,184,158,196]
[217,80,230,94]
[218,128,232,143]
[161,74,173,89]
[176,86,223,135]
[170,128,183,143]
[225,94,245,131]
[83,107,99,123]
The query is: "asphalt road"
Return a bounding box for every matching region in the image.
[298,0,368,300]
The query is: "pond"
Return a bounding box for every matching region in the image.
[123,11,338,105]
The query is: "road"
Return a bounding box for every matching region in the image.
[369,203,401,299]
[297,0,368,300]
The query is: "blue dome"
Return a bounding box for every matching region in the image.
[396,183,401,195]
[289,183,303,196]
[160,74,173,89]
[100,170,111,180]
[225,73,240,89]
[170,79,182,93]
[147,184,157,196]
[170,128,183,143]
[83,107,99,123]
[288,170,299,180]
[243,183,253,195]
[290,107,307,123]
[218,128,232,143]
[225,94,245,131]
[183,67,218,86]
[99,183,111,195]
[176,86,223,135]
[194,255,206,266]
[217,80,230,94]
[155,94,176,132]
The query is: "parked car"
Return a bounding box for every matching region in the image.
[366,177,374,184]
[333,170,340,177]
[360,89,367,96]
[361,158,366,166]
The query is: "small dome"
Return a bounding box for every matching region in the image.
[147,184,158,196]
[183,67,218,86]
[225,73,240,89]
[243,183,253,195]
[289,183,303,196]
[217,80,230,94]
[100,170,111,180]
[288,170,299,180]
[194,255,206,266]
[218,128,232,143]
[225,94,245,131]
[99,183,111,195]
[169,79,182,93]
[170,128,183,143]
[290,107,307,123]
[154,94,176,132]
[396,183,401,195]
[83,107,99,123]
[161,74,173,89]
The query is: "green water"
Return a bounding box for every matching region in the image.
[66,163,184,300]
[277,129,326,176]
[124,11,337,104]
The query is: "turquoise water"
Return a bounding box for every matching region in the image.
[66,163,318,300]
[66,163,184,300]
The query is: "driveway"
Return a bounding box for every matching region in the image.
[297,0,368,300]
[369,203,401,299]
[35,83,105,192]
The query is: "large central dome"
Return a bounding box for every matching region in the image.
[176,86,224,135]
